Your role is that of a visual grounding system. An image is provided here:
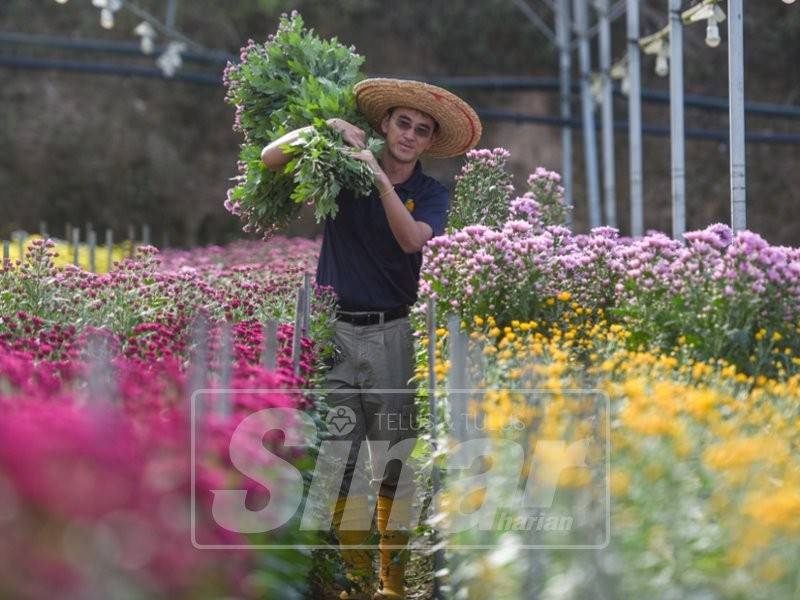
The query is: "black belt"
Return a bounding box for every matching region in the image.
[335,306,410,326]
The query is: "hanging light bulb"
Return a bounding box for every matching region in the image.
[141,36,155,54]
[157,53,177,78]
[54,0,69,4]
[655,41,669,77]
[157,42,186,78]
[781,0,795,4]
[92,0,107,7]
[655,53,669,77]
[590,74,603,106]
[134,22,157,55]
[705,17,721,47]
[621,74,631,96]
[610,59,630,97]
[685,2,725,47]
[169,43,184,71]
[100,7,114,29]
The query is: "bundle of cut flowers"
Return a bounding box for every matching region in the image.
[223,11,383,236]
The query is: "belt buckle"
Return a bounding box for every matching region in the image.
[378,312,385,325]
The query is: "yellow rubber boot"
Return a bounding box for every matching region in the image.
[373,495,412,600]
[333,495,375,599]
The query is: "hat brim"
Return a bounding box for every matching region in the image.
[354,78,482,159]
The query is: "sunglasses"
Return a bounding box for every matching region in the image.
[392,115,434,139]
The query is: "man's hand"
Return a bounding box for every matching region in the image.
[327,118,366,149]
[348,148,383,177]
[349,149,431,253]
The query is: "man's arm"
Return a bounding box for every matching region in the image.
[350,149,432,254]
[260,125,312,171]
[260,118,366,171]
[380,184,433,254]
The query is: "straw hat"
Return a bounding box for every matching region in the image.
[354,78,482,159]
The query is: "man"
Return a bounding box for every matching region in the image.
[262,78,481,600]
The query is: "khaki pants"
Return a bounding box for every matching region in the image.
[323,316,418,500]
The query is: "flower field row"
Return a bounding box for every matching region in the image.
[0,237,333,599]
[410,152,800,599]
[421,221,800,379]
[5,149,800,599]
[417,312,799,599]
[427,150,800,378]
[3,234,132,273]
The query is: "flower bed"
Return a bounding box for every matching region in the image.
[0,237,333,599]
[418,313,799,599]
[413,149,800,599]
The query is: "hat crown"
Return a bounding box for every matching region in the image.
[354,78,482,159]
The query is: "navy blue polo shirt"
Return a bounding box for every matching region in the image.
[316,161,448,311]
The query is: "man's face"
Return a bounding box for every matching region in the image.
[380,107,437,164]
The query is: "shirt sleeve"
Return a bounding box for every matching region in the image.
[413,185,449,238]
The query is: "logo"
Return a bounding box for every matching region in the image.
[190,388,610,550]
[404,198,415,212]
[326,405,356,436]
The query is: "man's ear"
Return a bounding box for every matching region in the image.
[380,112,391,136]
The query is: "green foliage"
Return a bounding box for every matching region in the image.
[525,167,570,228]
[285,122,383,221]
[223,12,383,235]
[448,148,515,232]
[448,149,572,235]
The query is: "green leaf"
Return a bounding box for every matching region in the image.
[223,12,374,233]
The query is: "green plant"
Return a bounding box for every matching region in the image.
[223,12,383,236]
[448,148,515,232]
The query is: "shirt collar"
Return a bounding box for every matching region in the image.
[394,160,425,195]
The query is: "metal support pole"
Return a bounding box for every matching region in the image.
[302,273,311,335]
[426,300,439,467]
[575,0,628,46]
[218,321,233,418]
[165,0,178,30]
[728,0,746,232]
[446,315,468,442]
[188,315,209,419]
[88,229,96,273]
[105,228,113,272]
[598,0,617,228]
[426,299,444,599]
[292,287,304,377]
[72,227,80,266]
[512,0,559,45]
[127,223,135,258]
[261,319,278,371]
[627,0,644,237]
[574,0,602,229]
[16,232,24,262]
[86,332,112,404]
[557,0,574,227]
[669,0,686,239]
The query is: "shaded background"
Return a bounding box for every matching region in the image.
[1,0,798,246]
